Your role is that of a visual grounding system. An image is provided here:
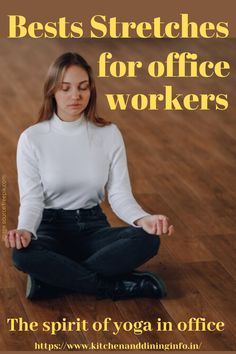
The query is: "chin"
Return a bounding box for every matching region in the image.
[69,109,84,115]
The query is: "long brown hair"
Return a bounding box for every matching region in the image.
[38,52,111,126]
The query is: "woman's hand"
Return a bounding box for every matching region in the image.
[135,215,174,236]
[4,229,32,249]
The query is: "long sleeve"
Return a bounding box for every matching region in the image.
[16,131,45,239]
[106,126,150,226]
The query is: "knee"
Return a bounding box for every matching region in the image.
[144,233,160,257]
[133,228,160,257]
[11,248,30,272]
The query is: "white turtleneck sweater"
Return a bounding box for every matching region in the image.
[16,113,150,239]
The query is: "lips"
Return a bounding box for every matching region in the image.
[68,103,82,108]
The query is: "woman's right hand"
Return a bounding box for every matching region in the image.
[4,229,32,249]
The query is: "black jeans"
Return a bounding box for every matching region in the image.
[12,205,160,296]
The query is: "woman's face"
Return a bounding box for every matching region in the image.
[54,65,91,121]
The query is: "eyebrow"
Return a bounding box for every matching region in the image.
[61,80,89,84]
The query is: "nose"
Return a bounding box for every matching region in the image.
[71,88,81,100]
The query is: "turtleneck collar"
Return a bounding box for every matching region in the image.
[49,112,86,135]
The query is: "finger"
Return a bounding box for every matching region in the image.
[162,217,169,234]
[15,233,23,249]
[21,235,29,248]
[156,220,162,235]
[158,215,169,222]
[9,231,16,248]
[148,222,157,235]
[168,225,174,236]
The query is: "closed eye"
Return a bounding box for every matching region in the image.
[78,83,90,90]
[58,80,90,92]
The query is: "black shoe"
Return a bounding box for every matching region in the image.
[26,274,43,300]
[26,275,63,300]
[101,270,167,301]
[131,270,167,298]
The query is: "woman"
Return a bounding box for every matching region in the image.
[5,52,174,300]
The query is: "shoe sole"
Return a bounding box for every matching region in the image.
[26,275,63,300]
[26,274,35,299]
[132,271,167,298]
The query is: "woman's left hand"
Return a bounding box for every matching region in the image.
[135,215,174,236]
